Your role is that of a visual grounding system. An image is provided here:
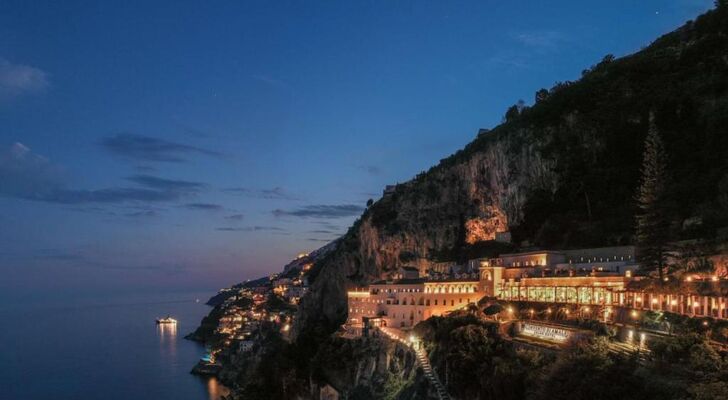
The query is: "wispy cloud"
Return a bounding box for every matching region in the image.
[126,174,205,192]
[512,30,567,51]
[0,58,48,98]
[224,214,245,221]
[184,202,223,211]
[34,248,85,262]
[357,165,382,176]
[101,133,221,163]
[487,54,533,69]
[67,206,117,216]
[0,142,65,197]
[223,186,299,200]
[216,226,285,232]
[485,30,569,71]
[251,74,290,90]
[308,229,337,234]
[134,165,157,173]
[46,188,184,203]
[315,221,344,231]
[273,204,364,219]
[0,143,201,204]
[124,210,158,218]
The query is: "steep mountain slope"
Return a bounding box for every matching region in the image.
[296,4,728,337]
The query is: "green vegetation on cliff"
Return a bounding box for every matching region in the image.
[425,1,728,248]
[222,325,424,400]
[413,314,728,400]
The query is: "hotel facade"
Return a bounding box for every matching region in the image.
[348,267,480,328]
[347,246,728,330]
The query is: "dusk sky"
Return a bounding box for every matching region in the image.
[0,0,713,298]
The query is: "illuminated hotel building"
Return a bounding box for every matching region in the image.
[478,246,727,319]
[347,246,728,330]
[347,267,480,328]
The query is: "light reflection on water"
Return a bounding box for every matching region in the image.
[158,322,177,339]
[207,377,230,400]
[158,323,178,357]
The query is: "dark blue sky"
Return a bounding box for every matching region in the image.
[0,0,713,296]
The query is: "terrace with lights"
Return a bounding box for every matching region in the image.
[346,243,728,352]
[333,242,728,399]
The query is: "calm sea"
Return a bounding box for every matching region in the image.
[0,290,229,400]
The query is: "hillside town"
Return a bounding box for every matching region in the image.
[189,245,332,376]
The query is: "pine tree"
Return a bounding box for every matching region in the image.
[635,113,670,281]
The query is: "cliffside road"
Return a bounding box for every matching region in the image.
[380,327,451,400]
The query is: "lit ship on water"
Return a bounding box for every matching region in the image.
[156,316,178,324]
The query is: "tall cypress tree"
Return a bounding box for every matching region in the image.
[635,113,670,281]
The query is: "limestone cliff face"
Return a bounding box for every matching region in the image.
[296,130,557,334]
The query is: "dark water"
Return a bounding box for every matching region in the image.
[0,291,229,400]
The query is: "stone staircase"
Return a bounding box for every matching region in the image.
[414,347,450,400]
[379,327,451,400]
[608,341,649,362]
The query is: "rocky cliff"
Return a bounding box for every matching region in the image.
[220,330,434,399]
[296,4,728,337]
[309,336,435,399]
